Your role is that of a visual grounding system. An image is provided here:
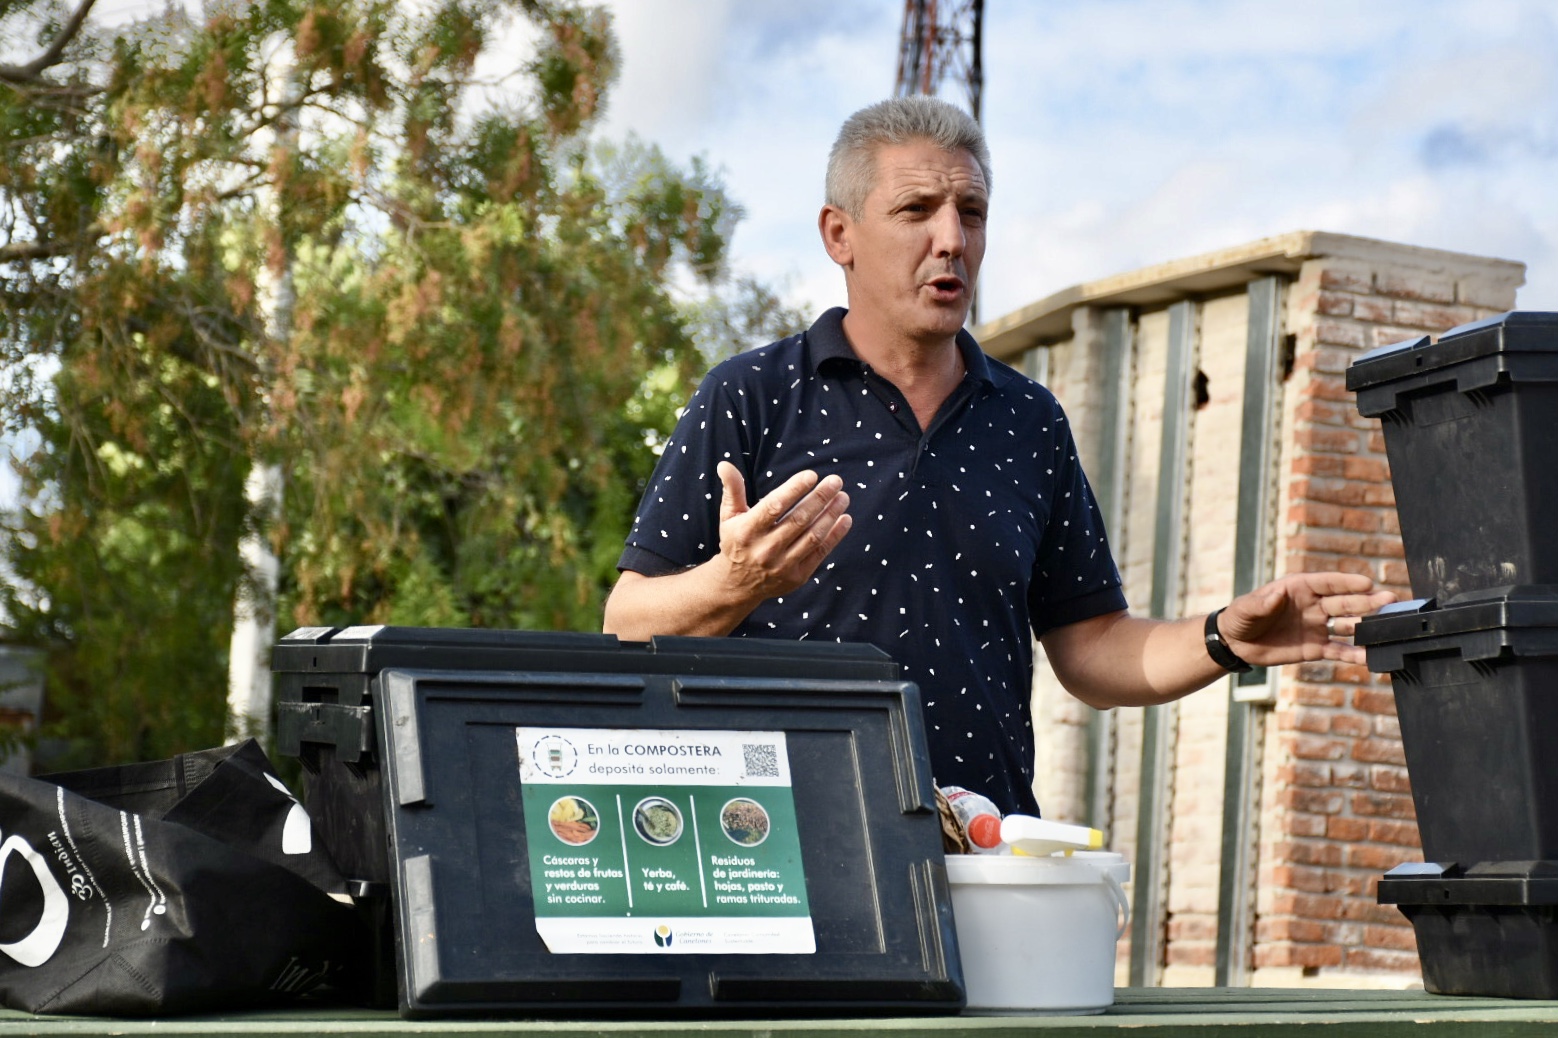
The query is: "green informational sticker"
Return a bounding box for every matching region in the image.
[516,727,814,954]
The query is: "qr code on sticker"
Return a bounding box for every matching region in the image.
[742,743,780,778]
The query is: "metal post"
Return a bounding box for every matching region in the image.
[1130,299,1198,987]
[1214,276,1286,985]
[1084,308,1133,840]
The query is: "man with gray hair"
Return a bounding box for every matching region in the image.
[604,96,1391,816]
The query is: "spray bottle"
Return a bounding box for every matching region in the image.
[999,814,1104,856]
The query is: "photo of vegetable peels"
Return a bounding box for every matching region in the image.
[548,795,600,845]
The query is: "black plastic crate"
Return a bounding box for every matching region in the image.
[1379,860,1558,998]
[274,628,902,884]
[272,627,961,1017]
[1347,311,1558,603]
[1356,589,1558,864]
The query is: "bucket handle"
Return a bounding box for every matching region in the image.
[1102,869,1131,941]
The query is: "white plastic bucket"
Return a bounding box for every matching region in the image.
[945,851,1130,1014]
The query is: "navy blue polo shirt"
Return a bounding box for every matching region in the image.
[619,308,1126,816]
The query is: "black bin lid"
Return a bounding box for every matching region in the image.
[1355,587,1558,671]
[1347,311,1558,414]
[1379,860,1558,907]
[273,625,899,679]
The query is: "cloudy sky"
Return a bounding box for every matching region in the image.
[590,0,1558,323]
[6,1,1554,562]
[17,0,1546,457]
[75,0,1558,319]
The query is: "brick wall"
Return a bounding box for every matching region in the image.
[1251,254,1519,983]
[1030,306,1114,824]
[1000,232,1525,989]
[1164,293,1247,982]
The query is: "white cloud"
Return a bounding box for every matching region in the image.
[596,1,737,150]
[80,0,1558,316]
[960,0,1558,311]
[594,1,900,313]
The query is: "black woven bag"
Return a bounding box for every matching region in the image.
[0,740,367,1015]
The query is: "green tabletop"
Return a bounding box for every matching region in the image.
[6,988,1558,1037]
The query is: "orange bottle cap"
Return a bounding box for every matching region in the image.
[967,812,1002,848]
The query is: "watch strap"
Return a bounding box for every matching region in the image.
[1205,607,1254,674]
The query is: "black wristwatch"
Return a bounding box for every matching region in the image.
[1204,607,1254,674]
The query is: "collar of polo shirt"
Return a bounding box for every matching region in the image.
[803,307,1003,389]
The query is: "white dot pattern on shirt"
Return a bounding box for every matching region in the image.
[619,318,1121,811]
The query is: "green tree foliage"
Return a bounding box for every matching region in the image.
[0,0,788,766]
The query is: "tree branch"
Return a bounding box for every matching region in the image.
[0,225,104,264]
[0,78,99,105]
[0,0,100,84]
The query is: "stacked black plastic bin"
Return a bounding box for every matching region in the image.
[1348,311,1558,997]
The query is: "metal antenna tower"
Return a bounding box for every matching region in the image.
[893,0,984,123]
[893,0,986,323]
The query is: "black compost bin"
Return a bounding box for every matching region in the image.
[1379,860,1558,998]
[1356,590,1558,864]
[271,626,963,1017]
[1347,311,1558,603]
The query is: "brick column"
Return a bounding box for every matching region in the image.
[993,232,1526,987]
[1028,306,1116,823]
[1253,256,1521,982]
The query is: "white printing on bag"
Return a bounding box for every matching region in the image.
[262,773,313,856]
[0,831,69,968]
[53,785,111,948]
[119,811,168,931]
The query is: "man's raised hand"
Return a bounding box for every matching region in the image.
[1218,572,1397,667]
[716,460,852,602]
